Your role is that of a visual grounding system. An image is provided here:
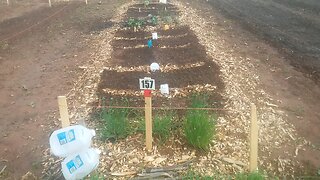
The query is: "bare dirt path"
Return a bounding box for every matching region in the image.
[186,0,320,176]
[0,0,126,178]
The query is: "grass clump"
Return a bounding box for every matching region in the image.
[138,111,174,143]
[99,98,132,141]
[153,112,173,143]
[184,94,216,151]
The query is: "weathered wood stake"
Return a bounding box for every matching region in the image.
[249,103,258,172]
[144,90,152,151]
[58,96,70,128]
[48,0,51,7]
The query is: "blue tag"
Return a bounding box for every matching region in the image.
[66,159,77,174]
[57,129,76,145]
[148,40,153,48]
[67,129,75,142]
[66,155,84,174]
[57,132,67,145]
[74,155,84,168]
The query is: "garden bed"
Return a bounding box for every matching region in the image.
[89,1,231,179]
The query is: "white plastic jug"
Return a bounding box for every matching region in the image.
[61,148,101,180]
[49,125,96,157]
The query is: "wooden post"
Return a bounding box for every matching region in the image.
[58,96,70,128]
[249,103,258,172]
[6,0,9,5]
[48,0,51,7]
[85,0,87,5]
[144,90,152,151]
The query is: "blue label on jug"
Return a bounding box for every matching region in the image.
[57,129,76,145]
[66,155,84,174]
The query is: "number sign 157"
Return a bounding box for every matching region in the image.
[139,78,155,90]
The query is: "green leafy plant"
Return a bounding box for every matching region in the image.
[159,9,176,25]
[138,112,174,143]
[163,15,173,24]
[146,14,158,26]
[127,18,136,28]
[126,18,145,31]
[184,94,216,151]
[89,171,104,180]
[99,98,132,141]
[153,112,173,143]
[144,0,150,7]
[151,16,158,25]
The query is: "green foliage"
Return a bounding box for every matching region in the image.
[162,15,173,24]
[127,18,145,29]
[99,98,132,141]
[144,0,150,7]
[184,94,216,151]
[235,171,265,180]
[151,15,158,25]
[153,112,173,143]
[89,172,104,180]
[138,112,174,143]
[159,8,176,25]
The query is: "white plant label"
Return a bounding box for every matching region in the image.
[152,32,158,40]
[139,77,155,90]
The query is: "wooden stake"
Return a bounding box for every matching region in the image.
[58,96,70,128]
[144,90,152,151]
[48,0,51,7]
[6,0,9,5]
[249,103,258,172]
[85,0,87,5]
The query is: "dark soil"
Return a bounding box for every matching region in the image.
[97,2,225,116]
[115,29,149,38]
[99,61,222,90]
[110,48,153,66]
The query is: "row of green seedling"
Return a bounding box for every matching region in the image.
[95,94,216,151]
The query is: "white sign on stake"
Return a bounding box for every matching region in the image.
[152,32,158,40]
[139,77,155,90]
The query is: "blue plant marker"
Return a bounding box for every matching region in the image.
[148,39,153,48]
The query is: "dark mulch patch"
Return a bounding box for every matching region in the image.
[98,61,223,90]
[157,25,191,36]
[110,48,153,66]
[114,29,149,39]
